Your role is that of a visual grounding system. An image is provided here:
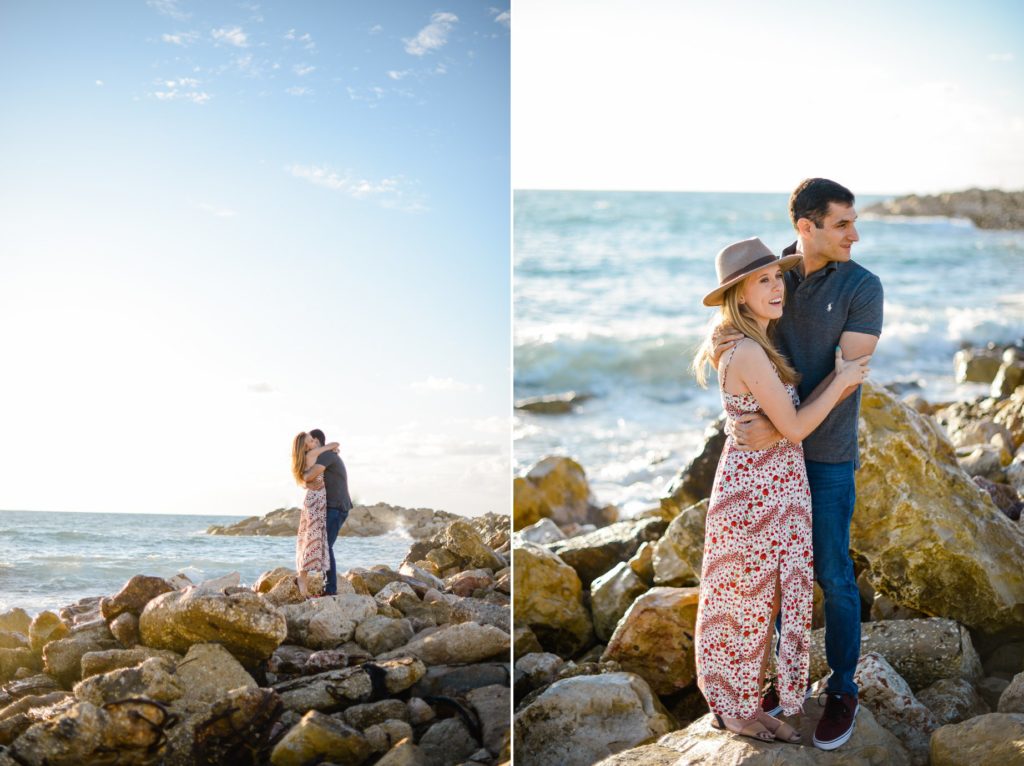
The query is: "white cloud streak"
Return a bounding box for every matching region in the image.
[152,78,210,104]
[212,26,248,47]
[285,86,313,96]
[287,164,425,211]
[293,63,316,76]
[284,29,315,51]
[161,31,200,46]
[147,0,191,21]
[404,12,458,56]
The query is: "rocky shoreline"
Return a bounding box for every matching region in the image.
[207,503,464,541]
[862,188,1024,230]
[0,515,511,765]
[512,342,1024,765]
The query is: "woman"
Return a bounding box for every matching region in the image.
[691,237,869,743]
[290,432,340,598]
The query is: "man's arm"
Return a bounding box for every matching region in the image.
[801,332,878,406]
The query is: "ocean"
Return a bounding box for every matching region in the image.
[0,510,414,615]
[514,190,1024,514]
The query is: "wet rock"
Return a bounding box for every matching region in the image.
[515,390,592,414]
[660,417,726,515]
[651,500,707,586]
[342,699,409,729]
[109,612,140,646]
[809,618,982,692]
[377,622,509,665]
[354,616,415,656]
[466,684,510,754]
[917,677,991,725]
[930,712,1024,766]
[514,672,674,766]
[410,663,510,697]
[419,717,479,766]
[270,710,372,766]
[544,517,668,587]
[139,588,287,664]
[100,574,174,621]
[601,586,699,695]
[854,383,1024,638]
[999,671,1024,713]
[79,646,181,679]
[27,612,69,654]
[854,652,938,765]
[590,562,649,642]
[515,517,566,544]
[274,658,425,712]
[513,543,593,657]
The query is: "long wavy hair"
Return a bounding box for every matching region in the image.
[291,432,310,486]
[692,279,800,388]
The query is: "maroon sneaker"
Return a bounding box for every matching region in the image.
[761,679,813,716]
[813,692,859,750]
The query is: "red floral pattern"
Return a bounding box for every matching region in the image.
[295,478,329,576]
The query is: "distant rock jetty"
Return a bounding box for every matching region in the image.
[863,188,1024,229]
[207,502,462,541]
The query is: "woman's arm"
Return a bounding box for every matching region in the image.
[732,342,868,443]
[304,442,340,468]
[302,464,326,483]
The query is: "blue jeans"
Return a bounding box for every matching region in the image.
[324,506,348,595]
[806,459,860,697]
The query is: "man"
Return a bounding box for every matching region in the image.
[714,178,883,750]
[309,428,353,596]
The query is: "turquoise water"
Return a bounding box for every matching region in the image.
[514,190,1024,513]
[0,510,413,615]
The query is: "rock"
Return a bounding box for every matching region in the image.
[255,567,295,593]
[0,649,40,683]
[854,383,1024,638]
[377,622,509,665]
[601,586,699,695]
[27,612,69,654]
[108,612,140,646]
[809,618,982,692]
[375,738,429,766]
[270,710,372,766]
[513,543,593,657]
[929,712,1024,766]
[42,629,119,686]
[949,418,1015,450]
[303,648,350,675]
[870,593,929,621]
[864,189,1024,230]
[993,361,1024,399]
[73,655,183,706]
[352,615,412,656]
[651,500,707,586]
[139,588,287,664]
[514,672,674,766]
[983,641,1024,676]
[660,417,726,515]
[973,476,1023,520]
[210,503,460,541]
[295,595,377,649]
[443,519,507,571]
[598,706,910,765]
[406,697,434,725]
[854,652,938,765]
[99,574,174,621]
[446,569,494,598]
[513,626,544,660]
[628,541,656,584]
[343,699,409,729]
[516,517,566,544]
[268,644,316,676]
[363,720,414,754]
[398,563,446,592]
[79,646,181,679]
[977,676,1011,709]
[274,658,425,712]
[410,663,511,697]
[517,456,593,528]
[0,609,31,636]
[999,671,1024,713]
[544,517,668,587]
[0,691,73,747]
[419,717,479,766]
[590,562,649,642]
[162,685,281,766]
[173,642,257,713]
[0,631,28,651]
[917,677,991,725]
[264,576,307,607]
[514,652,564,698]
[515,390,592,414]
[959,443,1010,479]
[466,684,510,754]
[955,348,1004,384]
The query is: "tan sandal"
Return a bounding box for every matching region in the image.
[712,713,774,743]
[756,711,801,743]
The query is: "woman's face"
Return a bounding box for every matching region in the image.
[740,265,785,322]
[303,434,317,451]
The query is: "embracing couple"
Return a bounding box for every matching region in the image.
[692,178,884,750]
[290,429,354,599]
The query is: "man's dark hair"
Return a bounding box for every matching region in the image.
[789,178,855,229]
[310,429,325,446]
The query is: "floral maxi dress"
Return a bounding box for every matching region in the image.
[694,350,815,719]
[295,476,329,577]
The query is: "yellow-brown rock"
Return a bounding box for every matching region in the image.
[854,382,1024,638]
[930,712,1024,766]
[513,543,593,657]
[515,457,592,530]
[600,586,699,695]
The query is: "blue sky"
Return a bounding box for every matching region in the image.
[514,0,1024,193]
[0,1,510,517]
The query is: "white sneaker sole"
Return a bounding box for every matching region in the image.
[813,703,859,751]
[763,685,814,717]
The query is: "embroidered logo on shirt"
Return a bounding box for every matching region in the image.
[827,303,833,312]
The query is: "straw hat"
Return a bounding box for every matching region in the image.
[702,237,803,307]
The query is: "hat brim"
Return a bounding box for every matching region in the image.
[702,253,803,307]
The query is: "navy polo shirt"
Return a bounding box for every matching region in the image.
[774,241,884,465]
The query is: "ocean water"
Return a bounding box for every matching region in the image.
[514,190,1024,514]
[0,510,414,615]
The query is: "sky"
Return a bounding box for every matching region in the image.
[0,1,510,517]
[513,0,1024,194]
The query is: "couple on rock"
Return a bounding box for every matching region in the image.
[289,429,354,599]
[692,178,884,750]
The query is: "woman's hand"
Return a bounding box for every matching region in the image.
[327,441,340,452]
[834,347,871,389]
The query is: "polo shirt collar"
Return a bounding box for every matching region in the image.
[783,240,838,283]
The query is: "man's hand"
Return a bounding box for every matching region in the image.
[710,324,745,370]
[731,412,783,451]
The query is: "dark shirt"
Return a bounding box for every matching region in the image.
[317,450,353,511]
[774,241,884,465]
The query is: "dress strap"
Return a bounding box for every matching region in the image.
[719,338,746,390]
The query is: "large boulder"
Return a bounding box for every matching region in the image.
[544,517,668,587]
[513,543,593,657]
[600,586,699,695]
[515,457,594,529]
[917,677,991,725]
[854,383,1024,639]
[930,712,1024,766]
[651,500,707,586]
[513,672,674,766]
[273,657,426,713]
[376,622,509,665]
[28,612,69,654]
[42,628,119,687]
[277,594,377,649]
[270,710,372,766]
[139,587,287,664]
[99,575,174,621]
[590,562,649,642]
[999,671,1024,713]
[442,519,506,571]
[660,417,726,515]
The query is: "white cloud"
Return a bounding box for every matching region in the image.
[285,86,313,96]
[490,8,510,27]
[147,0,191,21]
[293,63,316,76]
[152,78,210,104]
[434,63,447,75]
[95,80,104,86]
[988,52,1015,63]
[369,24,383,35]
[346,85,386,102]
[161,31,200,46]
[404,11,458,56]
[409,376,483,393]
[212,26,248,47]
[287,164,426,211]
[199,203,237,218]
[284,29,315,51]
[387,70,410,80]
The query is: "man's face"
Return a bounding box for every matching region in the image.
[304,434,318,450]
[804,202,859,263]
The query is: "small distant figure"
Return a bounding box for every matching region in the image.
[290,432,338,598]
[308,428,353,596]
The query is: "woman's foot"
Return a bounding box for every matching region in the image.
[756,710,802,743]
[711,713,774,742]
[296,573,309,599]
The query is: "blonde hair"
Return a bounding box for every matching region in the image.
[692,279,800,388]
[291,432,310,485]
